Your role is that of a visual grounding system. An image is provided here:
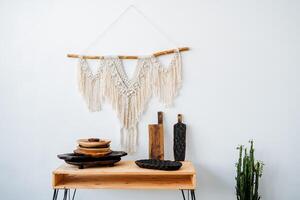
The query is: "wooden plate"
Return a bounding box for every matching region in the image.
[74,149,112,157]
[77,139,111,148]
[77,146,111,153]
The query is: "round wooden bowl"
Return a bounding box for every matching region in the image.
[77,139,111,148]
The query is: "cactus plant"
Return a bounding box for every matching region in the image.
[236,140,263,200]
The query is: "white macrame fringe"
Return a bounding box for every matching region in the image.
[120,125,138,154]
[77,52,182,154]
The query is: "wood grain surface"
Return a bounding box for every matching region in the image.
[52,161,196,189]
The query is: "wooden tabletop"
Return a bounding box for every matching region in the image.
[52,161,196,189]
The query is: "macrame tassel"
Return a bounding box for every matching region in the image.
[152,51,182,106]
[78,58,103,112]
[120,124,138,154]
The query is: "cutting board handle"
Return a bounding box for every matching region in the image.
[177,114,183,123]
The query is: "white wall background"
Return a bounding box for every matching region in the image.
[0,0,299,199]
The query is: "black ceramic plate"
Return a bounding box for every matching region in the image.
[58,151,127,162]
[135,159,182,171]
[66,158,121,169]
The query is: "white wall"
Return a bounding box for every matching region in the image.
[0,0,299,199]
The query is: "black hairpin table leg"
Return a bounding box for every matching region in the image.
[191,190,196,200]
[52,189,77,200]
[180,190,196,200]
[181,190,186,200]
[62,189,66,200]
[71,189,77,200]
[52,189,58,200]
[55,189,194,200]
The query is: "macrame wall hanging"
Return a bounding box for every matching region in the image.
[67,5,190,154]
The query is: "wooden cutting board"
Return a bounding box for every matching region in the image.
[148,112,164,160]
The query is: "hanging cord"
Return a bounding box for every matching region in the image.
[82,5,132,54]
[130,5,179,48]
[81,4,179,55]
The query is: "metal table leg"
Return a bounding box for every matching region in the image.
[71,189,77,200]
[181,190,186,200]
[52,189,58,200]
[52,189,77,200]
[180,190,196,200]
[62,189,67,200]
[55,189,193,200]
[191,190,196,200]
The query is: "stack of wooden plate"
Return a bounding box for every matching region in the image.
[74,138,112,157]
[57,138,128,169]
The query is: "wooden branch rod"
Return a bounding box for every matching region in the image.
[67,47,189,60]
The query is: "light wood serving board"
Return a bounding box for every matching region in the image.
[148,112,164,160]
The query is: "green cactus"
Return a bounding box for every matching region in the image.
[236,140,263,200]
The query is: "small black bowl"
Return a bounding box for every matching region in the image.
[135,159,182,171]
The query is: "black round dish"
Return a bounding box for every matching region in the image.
[57,151,127,162]
[66,158,121,169]
[135,159,182,171]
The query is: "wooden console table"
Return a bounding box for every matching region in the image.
[52,161,196,200]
